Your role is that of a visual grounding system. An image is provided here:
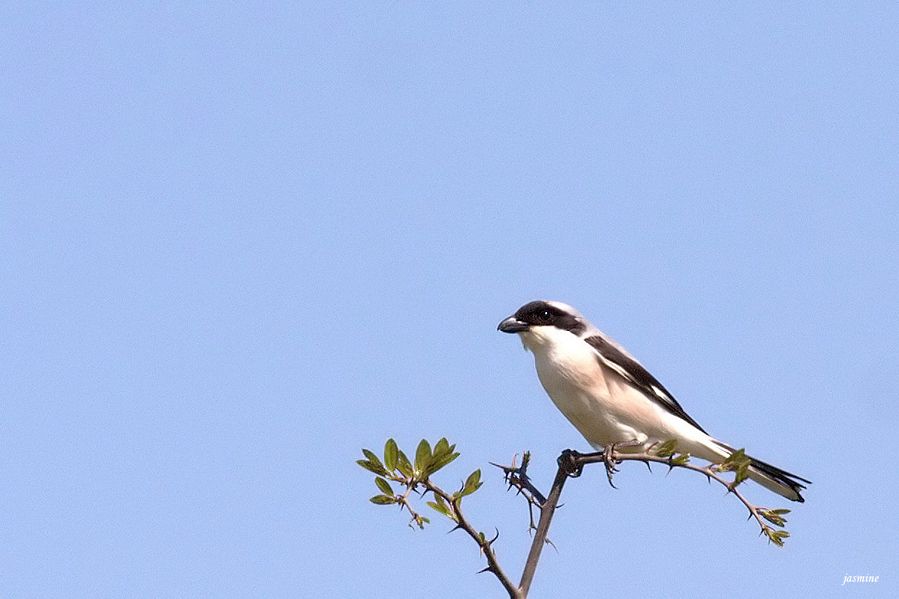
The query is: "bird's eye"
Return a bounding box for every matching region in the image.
[538,309,551,322]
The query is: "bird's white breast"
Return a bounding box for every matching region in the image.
[521,326,647,447]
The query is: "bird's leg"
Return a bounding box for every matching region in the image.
[559,439,645,484]
[601,439,644,488]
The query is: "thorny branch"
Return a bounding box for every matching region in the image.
[491,452,546,534]
[382,470,519,595]
[516,460,570,596]
[493,443,792,597]
[360,438,794,599]
[422,479,519,597]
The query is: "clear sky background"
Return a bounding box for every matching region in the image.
[2,3,897,598]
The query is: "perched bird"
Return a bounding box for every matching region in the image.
[498,300,810,502]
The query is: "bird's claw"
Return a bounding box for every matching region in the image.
[603,444,621,488]
[558,449,583,478]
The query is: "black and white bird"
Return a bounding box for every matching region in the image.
[498,300,810,502]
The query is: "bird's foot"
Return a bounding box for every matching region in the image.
[602,444,621,488]
[557,449,584,478]
[601,439,644,488]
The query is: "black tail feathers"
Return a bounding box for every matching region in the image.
[748,455,812,503]
[710,439,811,502]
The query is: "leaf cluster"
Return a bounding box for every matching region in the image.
[718,448,752,485]
[357,438,482,530]
[650,439,690,466]
[646,441,794,546]
[758,508,792,546]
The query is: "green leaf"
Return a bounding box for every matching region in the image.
[434,437,450,457]
[362,449,386,473]
[414,439,432,476]
[721,448,749,470]
[384,438,398,471]
[764,528,790,547]
[733,463,750,484]
[460,469,483,497]
[396,450,414,478]
[759,509,788,527]
[429,451,460,475]
[375,477,393,496]
[369,494,396,505]
[426,500,453,519]
[436,496,458,521]
[654,439,678,457]
[771,508,791,515]
[426,500,446,514]
[357,459,388,476]
[670,453,690,466]
[727,448,747,461]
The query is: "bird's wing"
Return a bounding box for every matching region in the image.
[583,334,708,434]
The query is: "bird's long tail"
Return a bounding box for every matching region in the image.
[709,440,811,503]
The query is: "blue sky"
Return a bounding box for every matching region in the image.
[2,3,897,598]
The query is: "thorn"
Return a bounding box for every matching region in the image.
[477,566,492,575]
[642,460,653,473]
[448,524,463,534]
[488,528,500,546]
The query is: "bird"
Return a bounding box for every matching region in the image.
[497,300,810,502]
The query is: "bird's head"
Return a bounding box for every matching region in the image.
[497,300,587,350]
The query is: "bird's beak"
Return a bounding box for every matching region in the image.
[497,316,529,334]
